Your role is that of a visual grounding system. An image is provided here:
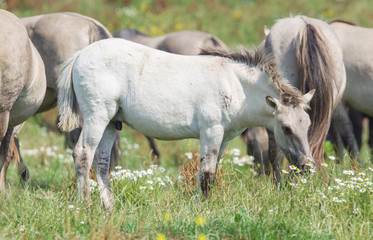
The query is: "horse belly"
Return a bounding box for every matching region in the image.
[117,106,199,140]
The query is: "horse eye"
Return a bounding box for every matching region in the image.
[282,125,293,135]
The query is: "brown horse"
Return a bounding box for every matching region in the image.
[0,10,46,193]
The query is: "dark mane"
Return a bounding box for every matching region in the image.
[329,19,357,26]
[200,47,304,106]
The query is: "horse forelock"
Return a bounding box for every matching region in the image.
[296,20,337,165]
[200,47,304,107]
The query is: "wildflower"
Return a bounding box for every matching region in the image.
[133,143,140,149]
[156,233,166,240]
[301,178,307,184]
[159,167,165,173]
[233,10,242,20]
[114,165,122,170]
[146,180,154,185]
[369,167,373,172]
[282,169,289,174]
[353,208,360,214]
[68,205,74,209]
[295,168,301,174]
[150,165,158,169]
[328,155,336,160]
[197,233,208,240]
[335,178,343,183]
[343,170,354,176]
[358,172,366,176]
[306,162,313,167]
[332,197,340,202]
[321,163,328,167]
[185,152,193,159]
[195,216,206,226]
[230,148,241,156]
[162,213,171,222]
[139,186,146,190]
[310,168,316,173]
[289,165,297,170]
[80,221,85,224]
[359,188,366,193]
[19,225,25,231]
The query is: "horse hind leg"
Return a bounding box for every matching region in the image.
[0,111,10,141]
[12,135,29,184]
[0,128,14,194]
[93,123,117,211]
[73,119,109,206]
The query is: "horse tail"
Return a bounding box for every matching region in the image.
[204,35,228,51]
[295,21,336,166]
[57,53,80,132]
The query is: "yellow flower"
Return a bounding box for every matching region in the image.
[233,11,242,20]
[195,216,206,226]
[140,3,149,12]
[156,233,166,240]
[174,23,183,31]
[162,213,171,222]
[197,233,208,240]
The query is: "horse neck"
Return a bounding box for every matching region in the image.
[237,67,278,131]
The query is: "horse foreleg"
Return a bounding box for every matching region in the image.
[198,126,224,198]
[0,128,13,194]
[267,129,282,185]
[109,131,121,170]
[93,124,117,211]
[332,104,360,164]
[146,136,160,160]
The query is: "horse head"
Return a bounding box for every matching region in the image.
[266,89,316,170]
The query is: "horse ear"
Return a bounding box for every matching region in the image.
[266,96,280,110]
[264,25,270,36]
[302,89,316,104]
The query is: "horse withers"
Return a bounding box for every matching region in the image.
[0,10,46,193]
[57,38,315,210]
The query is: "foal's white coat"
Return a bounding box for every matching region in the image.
[58,39,314,209]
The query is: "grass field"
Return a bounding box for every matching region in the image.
[1,0,373,239]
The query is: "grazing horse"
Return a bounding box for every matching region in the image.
[264,16,346,178]
[329,20,373,157]
[0,10,46,193]
[21,12,112,112]
[113,28,228,55]
[114,28,228,159]
[6,12,116,180]
[57,38,315,210]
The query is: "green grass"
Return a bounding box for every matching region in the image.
[1,0,373,239]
